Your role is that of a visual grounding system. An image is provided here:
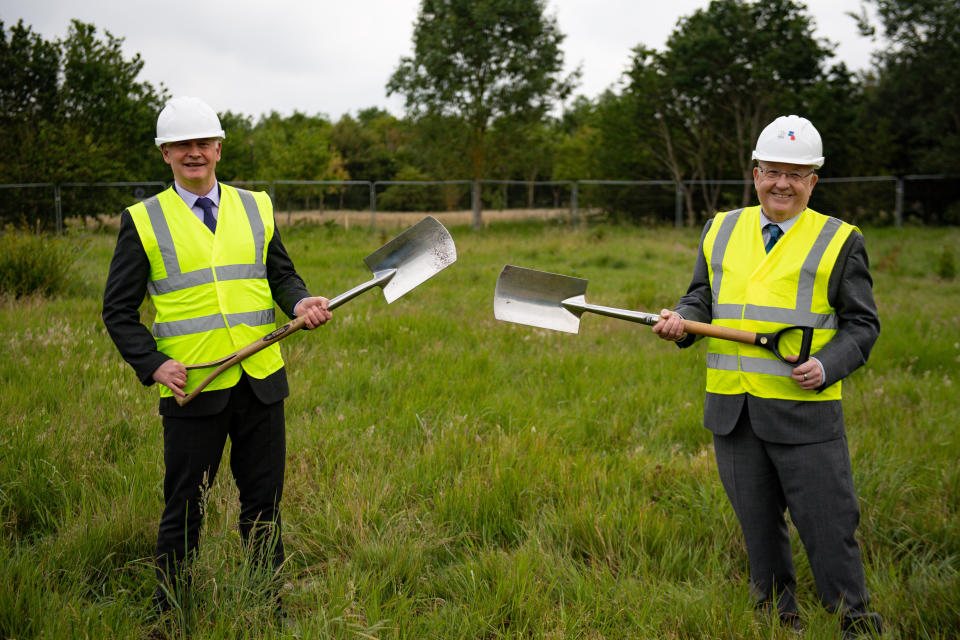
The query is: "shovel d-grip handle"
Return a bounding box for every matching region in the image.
[174,269,398,407]
[681,320,814,365]
[175,315,309,406]
[560,299,813,365]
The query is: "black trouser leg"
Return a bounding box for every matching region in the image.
[152,375,287,612]
[227,381,286,574]
[714,410,797,616]
[154,406,230,611]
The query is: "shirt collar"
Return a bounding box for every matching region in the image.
[174,182,219,208]
[759,208,804,234]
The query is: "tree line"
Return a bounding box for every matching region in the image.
[1,0,958,228]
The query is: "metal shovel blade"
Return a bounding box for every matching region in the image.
[494,265,587,334]
[363,215,457,303]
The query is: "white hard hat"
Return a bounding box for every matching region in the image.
[154,96,226,147]
[752,115,824,169]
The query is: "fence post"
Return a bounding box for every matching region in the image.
[54,184,63,235]
[471,180,481,229]
[369,182,376,229]
[570,181,579,226]
[674,182,683,228]
[895,176,904,228]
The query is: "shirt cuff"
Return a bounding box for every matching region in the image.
[811,356,826,381]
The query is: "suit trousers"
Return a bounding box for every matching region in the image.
[154,374,286,609]
[713,404,870,617]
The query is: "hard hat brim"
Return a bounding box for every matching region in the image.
[752,151,824,169]
[155,130,226,147]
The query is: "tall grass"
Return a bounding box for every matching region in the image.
[0,220,957,638]
[0,230,85,298]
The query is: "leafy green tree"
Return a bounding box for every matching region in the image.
[0,20,60,184]
[330,109,406,183]
[217,111,256,182]
[622,0,832,223]
[387,0,576,227]
[854,0,960,174]
[0,20,166,227]
[252,112,347,212]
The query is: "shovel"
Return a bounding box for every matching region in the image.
[176,216,457,406]
[493,265,813,364]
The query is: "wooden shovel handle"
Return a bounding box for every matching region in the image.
[680,319,814,365]
[175,315,308,407]
[680,319,758,345]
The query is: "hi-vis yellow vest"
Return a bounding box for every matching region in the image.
[703,206,856,401]
[128,184,283,397]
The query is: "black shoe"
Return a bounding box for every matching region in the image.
[143,626,169,640]
[779,613,803,633]
[842,612,883,638]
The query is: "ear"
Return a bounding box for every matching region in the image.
[160,143,172,165]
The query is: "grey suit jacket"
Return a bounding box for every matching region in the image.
[102,187,312,418]
[674,215,880,444]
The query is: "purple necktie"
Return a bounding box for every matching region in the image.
[196,197,217,233]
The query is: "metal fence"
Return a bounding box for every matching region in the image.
[2,175,957,233]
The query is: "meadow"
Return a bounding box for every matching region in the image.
[1,219,958,639]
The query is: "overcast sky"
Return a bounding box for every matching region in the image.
[4,0,883,121]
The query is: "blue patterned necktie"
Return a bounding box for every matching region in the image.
[196,196,217,233]
[765,223,782,253]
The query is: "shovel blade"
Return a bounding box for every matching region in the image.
[363,216,457,303]
[494,265,587,334]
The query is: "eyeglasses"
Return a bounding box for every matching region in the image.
[757,167,816,183]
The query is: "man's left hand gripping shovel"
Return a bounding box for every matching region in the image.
[494,265,813,364]
[176,216,457,406]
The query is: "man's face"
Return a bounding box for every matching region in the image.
[160,138,221,193]
[753,161,818,222]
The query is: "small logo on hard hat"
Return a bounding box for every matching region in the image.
[788,130,796,140]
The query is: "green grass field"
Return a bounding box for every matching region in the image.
[1,220,958,639]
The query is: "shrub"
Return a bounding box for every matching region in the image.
[0,230,80,298]
[937,244,956,280]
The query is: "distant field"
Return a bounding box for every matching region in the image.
[77,207,579,232]
[1,221,957,639]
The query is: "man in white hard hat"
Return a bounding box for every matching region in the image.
[653,115,883,638]
[103,96,332,627]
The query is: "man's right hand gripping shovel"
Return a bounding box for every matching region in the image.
[173,216,457,406]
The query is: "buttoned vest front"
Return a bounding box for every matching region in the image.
[703,206,856,401]
[127,184,283,397]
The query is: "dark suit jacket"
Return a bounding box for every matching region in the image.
[102,187,311,418]
[674,215,880,444]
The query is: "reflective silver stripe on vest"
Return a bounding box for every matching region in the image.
[709,210,842,328]
[706,353,740,371]
[226,309,275,327]
[237,189,266,264]
[215,263,268,281]
[153,313,227,338]
[150,268,215,295]
[709,208,743,306]
[742,304,838,329]
[153,309,276,338]
[144,195,181,284]
[740,356,792,377]
[145,187,268,295]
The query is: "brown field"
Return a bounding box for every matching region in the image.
[78,207,579,231]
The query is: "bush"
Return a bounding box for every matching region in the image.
[0,230,80,298]
[937,245,956,280]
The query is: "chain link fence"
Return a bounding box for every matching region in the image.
[2,175,957,233]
